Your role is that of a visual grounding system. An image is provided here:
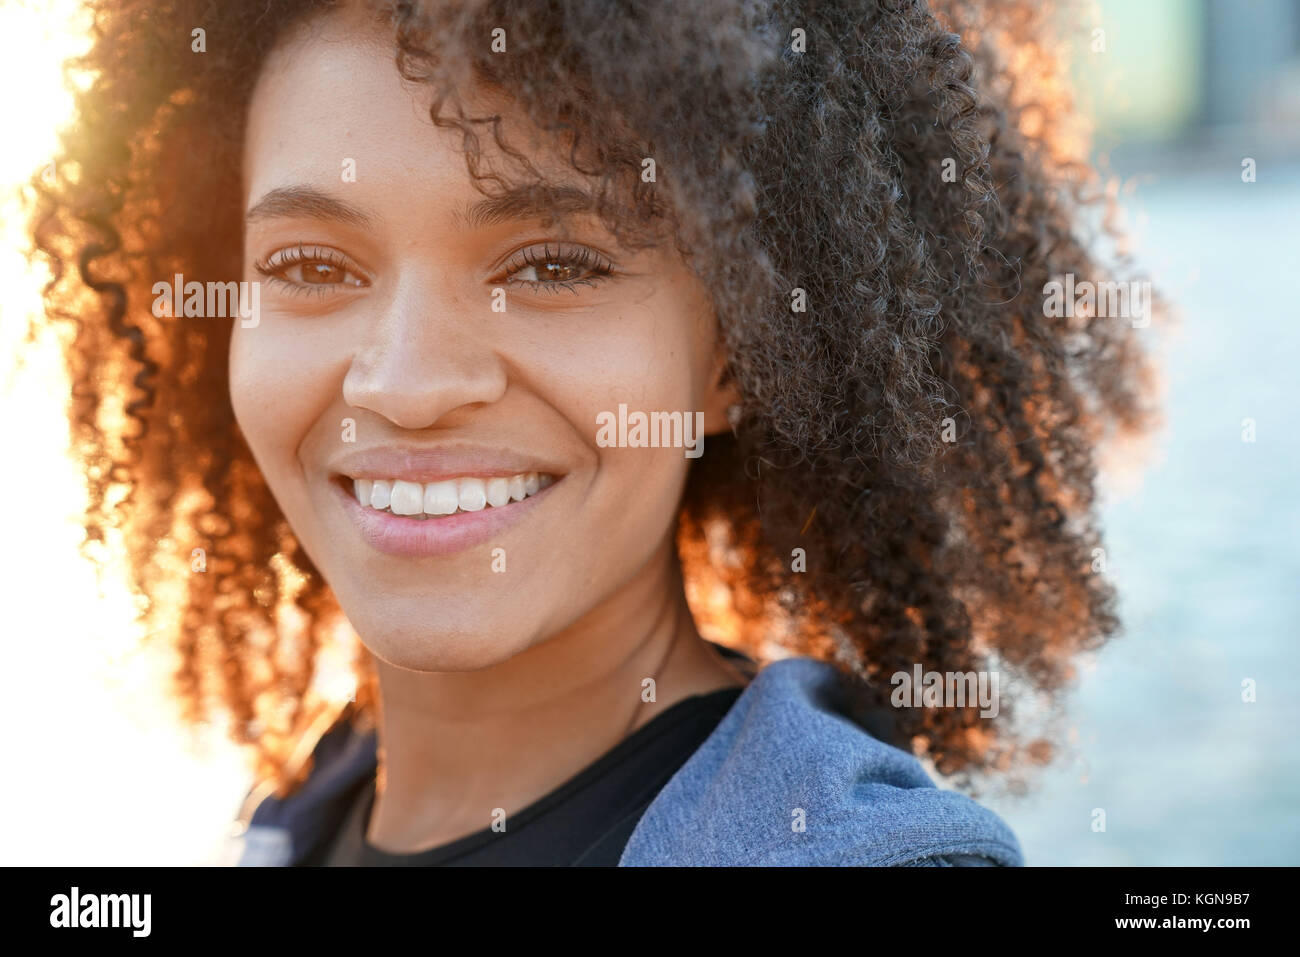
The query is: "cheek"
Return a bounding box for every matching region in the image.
[553,301,709,532]
[227,323,339,482]
[550,285,713,421]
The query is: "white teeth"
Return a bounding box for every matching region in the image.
[508,474,527,502]
[351,471,555,517]
[457,477,487,512]
[485,477,511,508]
[423,480,459,516]
[389,480,424,515]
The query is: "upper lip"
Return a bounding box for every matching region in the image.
[330,444,565,484]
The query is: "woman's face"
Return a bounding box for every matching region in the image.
[230,9,733,671]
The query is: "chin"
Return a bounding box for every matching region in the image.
[345,606,541,673]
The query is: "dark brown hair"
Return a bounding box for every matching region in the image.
[29,0,1156,795]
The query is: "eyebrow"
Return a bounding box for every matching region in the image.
[245,186,374,228]
[244,182,599,231]
[456,184,597,229]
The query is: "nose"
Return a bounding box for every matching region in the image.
[342,281,508,429]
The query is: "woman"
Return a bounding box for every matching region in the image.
[31,0,1153,865]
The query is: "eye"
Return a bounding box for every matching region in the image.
[253,244,369,292]
[496,242,614,293]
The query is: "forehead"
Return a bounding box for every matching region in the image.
[242,5,580,220]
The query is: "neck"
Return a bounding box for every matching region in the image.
[364,536,744,853]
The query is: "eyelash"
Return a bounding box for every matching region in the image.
[252,244,366,298]
[495,242,615,294]
[251,242,615,297]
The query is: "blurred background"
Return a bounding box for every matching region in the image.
[0,0,1296,865]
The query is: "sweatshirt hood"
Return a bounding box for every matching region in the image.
[619,656,1024,866]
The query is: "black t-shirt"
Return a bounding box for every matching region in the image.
[322,686,743,866]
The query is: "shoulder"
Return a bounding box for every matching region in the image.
[236,712,378,866]
[619,656,1024,867]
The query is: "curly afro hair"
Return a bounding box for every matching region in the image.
[29,0,1156,797]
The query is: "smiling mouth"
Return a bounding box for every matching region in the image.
[336,471,557,521]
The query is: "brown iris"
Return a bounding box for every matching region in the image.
[538,261,578,282]
[303,262,344,284]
